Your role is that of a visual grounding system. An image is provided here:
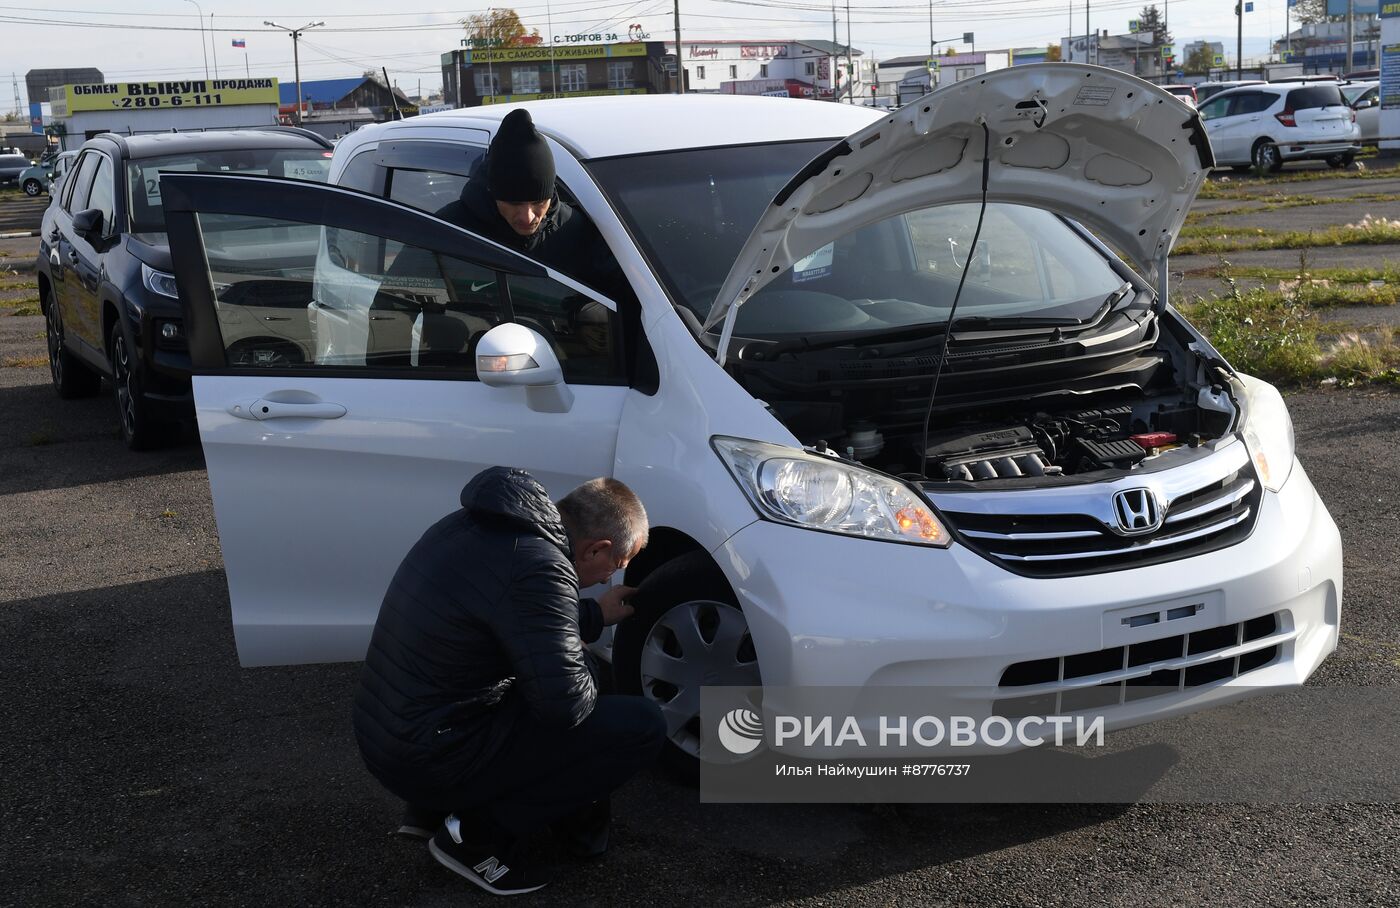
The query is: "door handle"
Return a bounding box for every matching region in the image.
[261,315,292,322]
[229,398,347,421]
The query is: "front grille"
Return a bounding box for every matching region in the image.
[935,462,1262,578]
[993,613,1284,718]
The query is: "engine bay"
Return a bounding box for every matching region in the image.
[737,308,1238,487]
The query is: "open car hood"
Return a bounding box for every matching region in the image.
[703,64,1212,339]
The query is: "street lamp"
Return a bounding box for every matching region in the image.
[184,0,209,80]
[264,20,325,126]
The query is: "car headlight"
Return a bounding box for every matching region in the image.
[713,437,951,547]
[1237,376,1295,492]
[142,263,179,300]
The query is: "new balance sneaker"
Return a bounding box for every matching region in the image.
[428,814,547,896]
[394,804,448,840]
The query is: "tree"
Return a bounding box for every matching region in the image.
[1184,45,1214,75]
[1045,43,1062,63]
[1137,5,1172,49]
[461,8,538,48]
[1292,0,1329,26]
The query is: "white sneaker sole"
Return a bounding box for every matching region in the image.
[428,838,547,897]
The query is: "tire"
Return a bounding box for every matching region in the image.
[1252,140,1283,174]
[1230,164,1253,174]
[109,320,173,450]
[43,288,101,399]
[22,178,43,197]
[612,551,760,780]
[1325,153,1355,170]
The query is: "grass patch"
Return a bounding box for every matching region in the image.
[1185,192,1400,222]
[1173,215,1400,256]
[3,354,47,367]
[7,303,40,316]
[1179,277,1400,386]
[0,277,38,291]
[1199,164,1400,198]
[1188,262,1400,285]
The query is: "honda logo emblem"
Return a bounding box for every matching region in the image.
[1112,488,1162,536]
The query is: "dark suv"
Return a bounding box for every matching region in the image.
[36,128,333,449]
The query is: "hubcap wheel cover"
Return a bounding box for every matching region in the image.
[113,335,136,436]
[638,600,761,756]
[46,302,62,386]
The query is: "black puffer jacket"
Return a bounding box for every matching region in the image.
[352,467,603,792]
[432,156,626,300]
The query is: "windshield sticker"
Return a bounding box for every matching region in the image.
[143,161,199,203]
[792,243,834,283]
[1073,85,1117,107]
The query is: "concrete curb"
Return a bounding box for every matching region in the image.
[0,230,40,239]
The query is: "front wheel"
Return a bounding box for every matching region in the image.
[1252,141,1283,174]
[23,178,43,197]
[612,552,760,779]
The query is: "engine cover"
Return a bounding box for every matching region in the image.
[923,425,1056,482]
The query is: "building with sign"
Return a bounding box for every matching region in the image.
[441,41,676,107]
[25,68,104,135]
[664,40,868,100]
[1278,16,1384,73]
[277,76,416,126]
[1063,31,1173,80]
[47,79,280,147]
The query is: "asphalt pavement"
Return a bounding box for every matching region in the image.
[3,186,1400,907]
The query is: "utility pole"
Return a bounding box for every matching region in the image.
[845,0,853,103]
[831,0,838,101]
[1346,0,1354,73]
[673,0,684,93]
[211,14,219,79]
[1236,2,1243,79]
[1067,2,1072,62]
[1086,1,1091,66]
[264,20,325,126]
[185,0,209,80]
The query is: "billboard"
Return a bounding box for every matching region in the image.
[53,79,279,116]
[1325,0,1379,13]
[467,42,646,63]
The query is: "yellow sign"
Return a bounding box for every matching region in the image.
[468,42,647,64]
[482,88,648,104]
[56,79,280,115]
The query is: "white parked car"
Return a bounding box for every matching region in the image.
[1194,80,1266,106]
[158,64,1341,764]
[1198,81,1362,171]
[1341,81,1380,144]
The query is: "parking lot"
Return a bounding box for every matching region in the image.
[3,167,1400,906]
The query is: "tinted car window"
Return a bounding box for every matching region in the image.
[63,152,99,213]
[1198,97,1229,121]
[87,156,117,237]
[1230,92,1276,116]
[1286,85,1345,110]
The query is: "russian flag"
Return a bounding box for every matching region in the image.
[232,38,246,48]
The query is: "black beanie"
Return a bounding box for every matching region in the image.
[487,109,556,203]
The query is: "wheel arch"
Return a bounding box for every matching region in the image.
[624,526,715,590]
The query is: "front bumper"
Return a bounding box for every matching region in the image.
[715,457,1341,745]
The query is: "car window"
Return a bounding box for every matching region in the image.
[63,152,99,214]
[1229,92,1275,116]
[87,156,117,237]
[1286,85,1345,110]
[127,147,330,234]
[196,212,621,382]
[1198,97,1229,121]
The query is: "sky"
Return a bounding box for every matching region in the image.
[5,0,1313,107]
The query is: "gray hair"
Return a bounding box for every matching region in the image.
[557,477,649,555]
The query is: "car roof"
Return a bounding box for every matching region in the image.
[87,127,332,160]
[408,94,883,159]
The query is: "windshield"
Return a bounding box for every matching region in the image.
[127,148,332,234]
[588,143,1127,339]
[1341,84,1374,104]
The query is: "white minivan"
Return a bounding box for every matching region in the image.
[158,64,1341,764]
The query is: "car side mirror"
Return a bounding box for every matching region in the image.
[72,208,104,241]
[475,322,574,413]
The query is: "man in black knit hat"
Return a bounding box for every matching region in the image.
[434,108,618,295]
